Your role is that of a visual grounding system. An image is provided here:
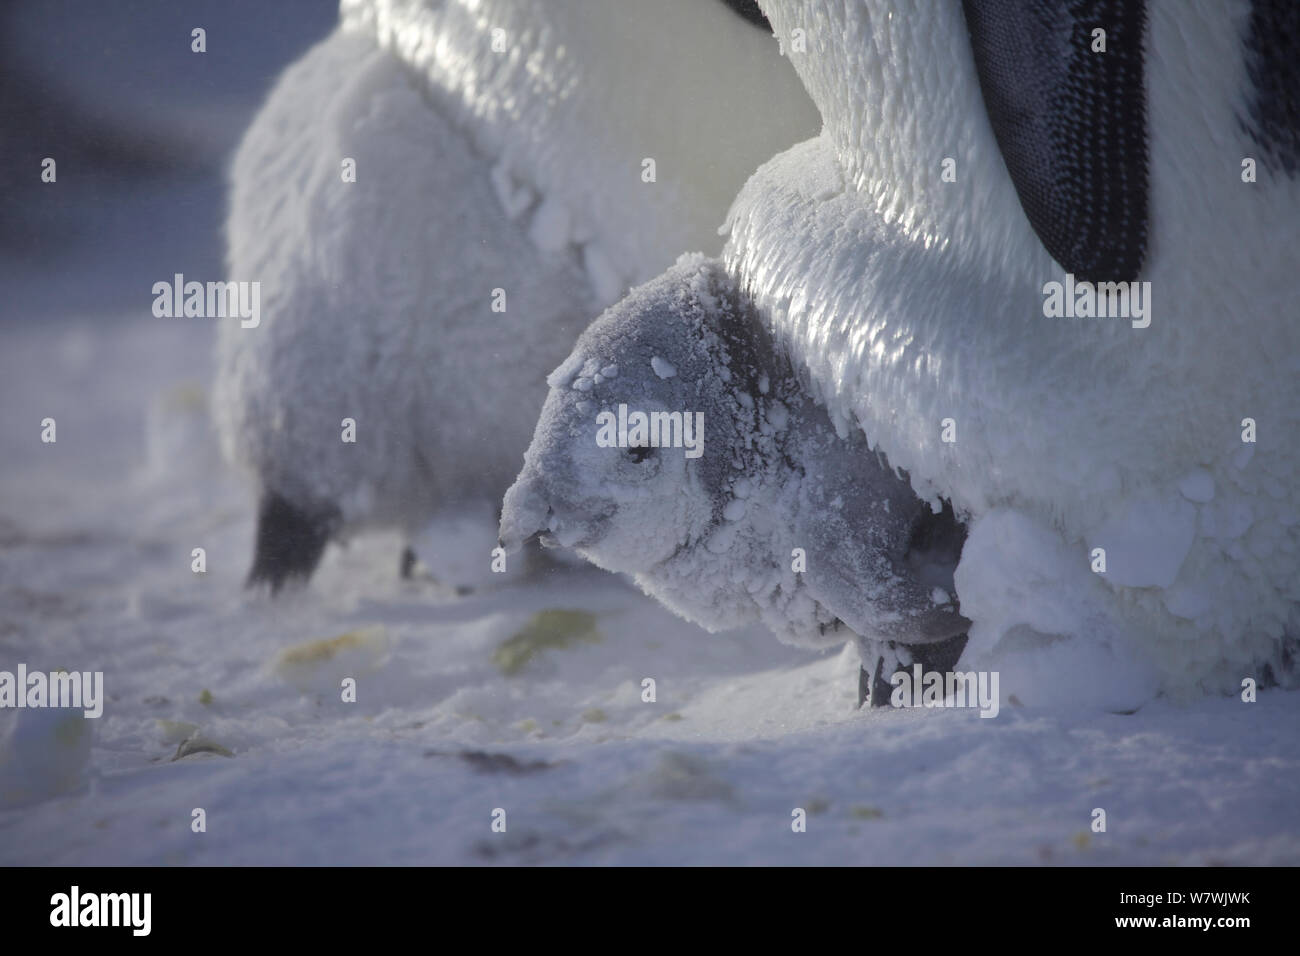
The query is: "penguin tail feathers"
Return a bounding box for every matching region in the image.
[245,490,339,594]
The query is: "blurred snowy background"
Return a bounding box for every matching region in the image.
[1,0,1298,865]
[0,0,336,315]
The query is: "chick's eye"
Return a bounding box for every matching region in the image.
[626,445,653,463]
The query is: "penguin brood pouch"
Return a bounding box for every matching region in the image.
[714,0,1300,704]
[500,257,971,707]
[507,0,1300,709]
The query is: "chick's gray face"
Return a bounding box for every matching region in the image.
[499,342,717,575]
[501,259,748,574]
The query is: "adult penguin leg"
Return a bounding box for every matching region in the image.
[399,545,418,579]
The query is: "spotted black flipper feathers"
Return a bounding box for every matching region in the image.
[961,0,1149,282]
[1241,0,1300,177]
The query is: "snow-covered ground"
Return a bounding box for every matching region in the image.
[2,0,1297,867]
[1,315,1299,865]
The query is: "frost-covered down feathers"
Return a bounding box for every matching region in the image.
[501,257,968,654]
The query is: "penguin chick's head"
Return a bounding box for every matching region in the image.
[500,255,774,576]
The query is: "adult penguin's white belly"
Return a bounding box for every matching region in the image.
[213,0,818,591]
[724,0,1300,701]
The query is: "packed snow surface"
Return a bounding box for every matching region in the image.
[2,316,1298,865]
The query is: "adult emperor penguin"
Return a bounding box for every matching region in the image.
[213,0,818,592]
[719,0,1300,702]
[504,0,1300,707]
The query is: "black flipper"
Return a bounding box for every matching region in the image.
[1241,0,1300,177]
[961,0,1149,282]
[246,490,338,594]
[717,0,770,31]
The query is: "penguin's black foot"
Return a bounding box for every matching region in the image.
[246,490,338,594]
[859,657,897,708]
[397,546,474,596]
[857,632,971,709]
